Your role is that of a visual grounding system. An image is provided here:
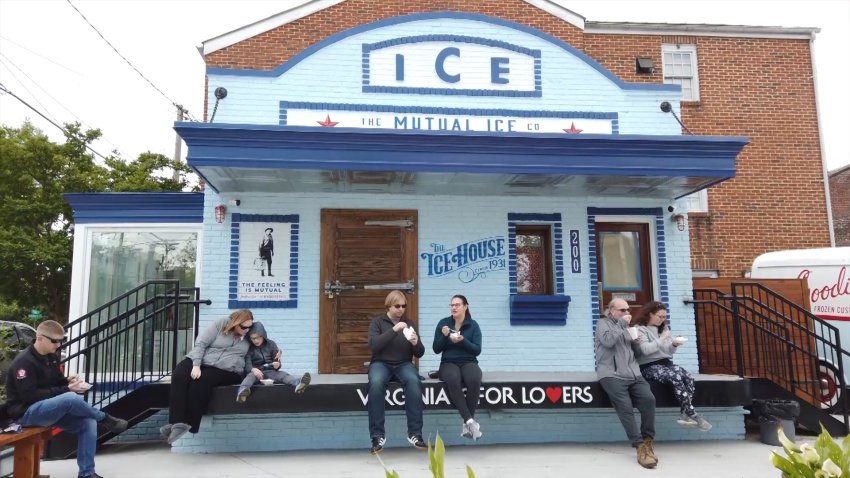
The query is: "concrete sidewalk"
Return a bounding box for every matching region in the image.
[39,435,787,478]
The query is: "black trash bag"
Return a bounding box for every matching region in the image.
[750,398,800,422]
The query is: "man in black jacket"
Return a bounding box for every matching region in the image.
[366,290,426,454]
[3,320,127,478]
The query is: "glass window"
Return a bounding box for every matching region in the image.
[684,189,709,213]
[516,225,553,294]
[662,44,700,101]
[599,231,641,290]
[87,231,197,312]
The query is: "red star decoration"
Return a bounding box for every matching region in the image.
[563,122,583,134]
[317,115,339,127]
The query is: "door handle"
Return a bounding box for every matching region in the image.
[362,279,415,293]
[323,280,355,298]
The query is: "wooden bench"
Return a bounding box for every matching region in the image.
[0,426,52,478]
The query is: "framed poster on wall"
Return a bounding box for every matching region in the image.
[228,214,299,308]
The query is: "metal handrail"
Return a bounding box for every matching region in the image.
[692,283,850,433]
[61,281,206,409]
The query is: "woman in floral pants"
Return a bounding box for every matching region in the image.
[632,301,711,432]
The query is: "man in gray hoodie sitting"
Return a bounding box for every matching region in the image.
[594,298,658,469]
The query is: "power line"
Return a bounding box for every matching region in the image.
[0,82,109,162]
[64,0,199,123]
[0,35,83,77]
[0,55,62,126]
[0,52,123,154]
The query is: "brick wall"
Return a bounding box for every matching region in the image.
[205,1,831,277]
[830,166,850,246]
[585,34,830,276]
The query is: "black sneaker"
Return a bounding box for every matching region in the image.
[407,434,427,450]
[78,473,104,478]
[99,414,128,433]
[370,436,386,454]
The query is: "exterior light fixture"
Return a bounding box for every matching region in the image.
[635,57,655,74]
[214,204,227,224]
[672,213,686,232]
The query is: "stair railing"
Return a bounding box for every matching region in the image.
[61,280,204,409]
[692,282,850,434]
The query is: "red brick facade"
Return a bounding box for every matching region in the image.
[830,165,850,246]
[204,0,832,276]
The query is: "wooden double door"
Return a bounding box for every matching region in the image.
[319,209,418,373]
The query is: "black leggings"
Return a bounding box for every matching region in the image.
[439,361,482,422]
[168,358,241,433]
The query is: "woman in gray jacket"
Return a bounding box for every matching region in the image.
[633,301,711,431]
[161,309,254,443]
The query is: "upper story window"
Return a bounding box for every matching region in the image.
[684,189,709,213]
[662,44,699,101]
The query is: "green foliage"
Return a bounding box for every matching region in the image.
[377,434,476,478]
[0,299,26,323]
[770,424,849,477]
[0,121,192,323]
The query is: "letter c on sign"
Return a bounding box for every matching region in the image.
[436,47,461,83]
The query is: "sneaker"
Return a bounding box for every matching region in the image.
[159,423,172,441]
[295,372,311,394]
[696,416,713,432]
[461,421,472,439]
[370,436,385,455]
[236,386,251,403]
[467,419,482,440]
[99,414,128,433]
[167,422,191,444]
[676,413,699,428]
[407,434,427,450]
[78,474,104,478]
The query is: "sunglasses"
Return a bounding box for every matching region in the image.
[238,323,253,331]
[393,304,407,309]
[616,308,630,312]
[40,335,66,345]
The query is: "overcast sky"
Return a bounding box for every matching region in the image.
[1,0,847,170]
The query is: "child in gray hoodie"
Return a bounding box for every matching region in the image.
[236,321,311,402]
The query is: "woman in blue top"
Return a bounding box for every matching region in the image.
[432,294,483,440]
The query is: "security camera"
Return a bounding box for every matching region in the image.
[660,101,672,113]
[667,205,676,213]
[214,87,228,100]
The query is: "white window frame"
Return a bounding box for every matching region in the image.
[684,189,709,213]
[662,44,700,102]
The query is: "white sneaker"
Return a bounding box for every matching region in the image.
[676,414,699,428]
[468,419,482,440]
[461,420,472,439]
[696,416,713,432]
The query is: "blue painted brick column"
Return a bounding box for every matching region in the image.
[169,407,746,453]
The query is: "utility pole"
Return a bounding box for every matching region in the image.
[173,104,185,181]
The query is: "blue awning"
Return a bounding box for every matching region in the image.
[176,122,747,198]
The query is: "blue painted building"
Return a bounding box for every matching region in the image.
[68,2,750,452]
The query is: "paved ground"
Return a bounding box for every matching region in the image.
[38,434,790,478]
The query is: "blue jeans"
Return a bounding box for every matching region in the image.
[367,361,423,439]
[19,391,105,476]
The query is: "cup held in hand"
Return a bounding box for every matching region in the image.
[627,327,639,340]
[402,327,414,340]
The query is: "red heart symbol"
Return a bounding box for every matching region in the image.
[545,387,561,403]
